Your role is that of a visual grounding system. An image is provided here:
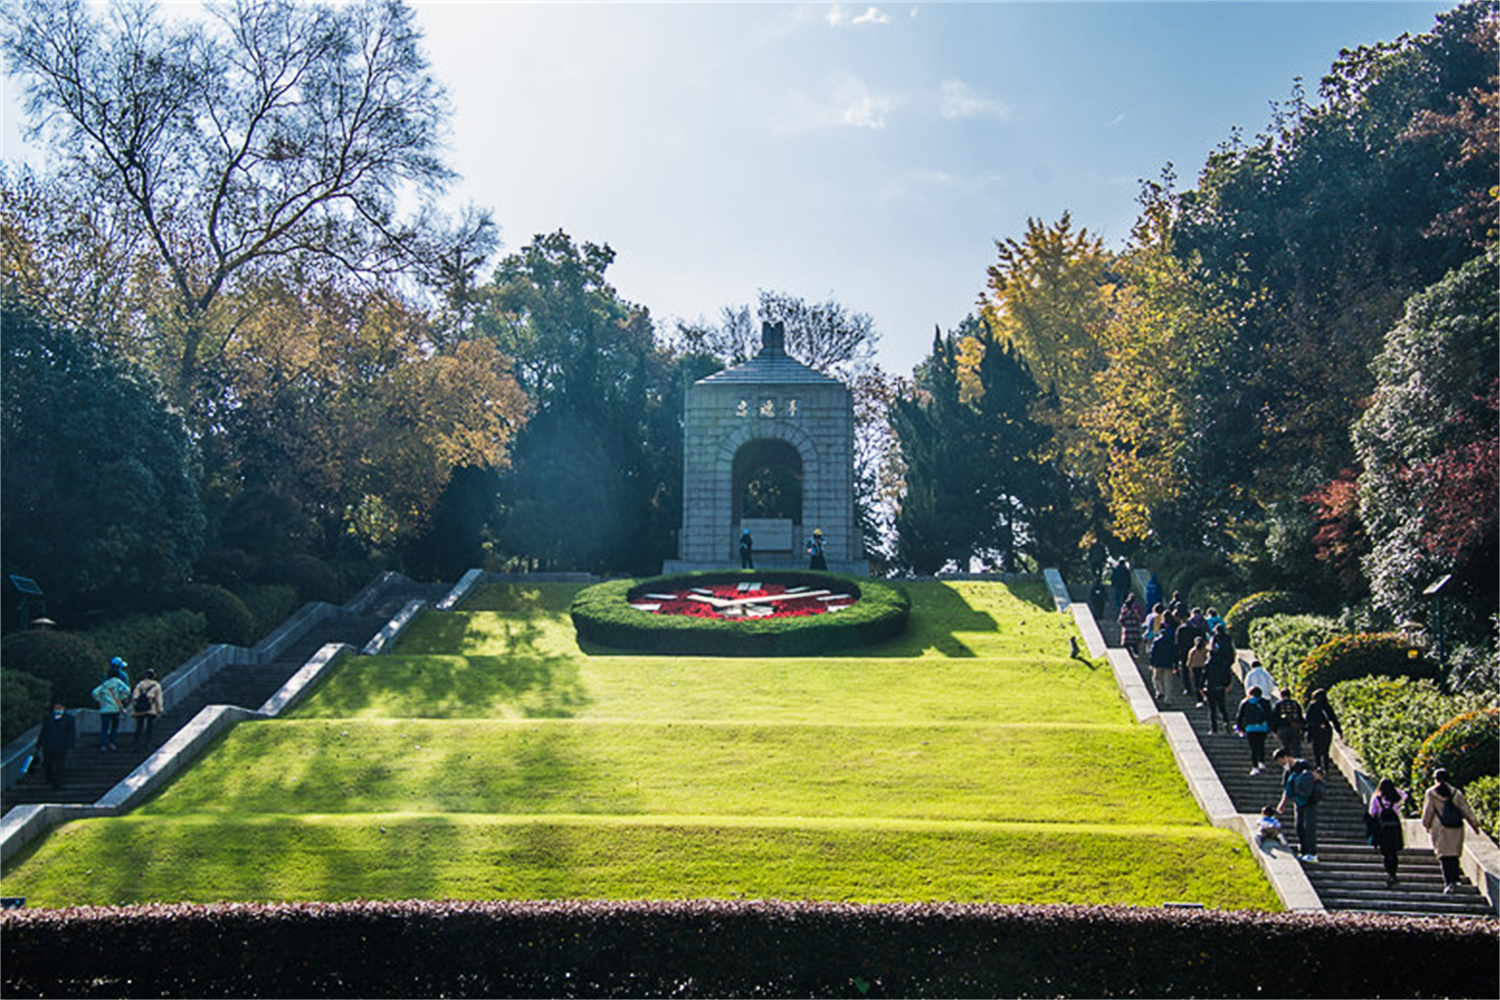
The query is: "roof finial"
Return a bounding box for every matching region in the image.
[760,320,786,356]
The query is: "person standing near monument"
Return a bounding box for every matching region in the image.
[806,529,828,570]
[739,529,754,569]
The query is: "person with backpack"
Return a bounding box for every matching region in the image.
[1117,593,1143,656]
[1303,688,1343,773]
[1235,685,1275,775]
[130,669,164,750]
[1273,748,1325,863]
[1421,767,1482,893]
[1366,778,1407,887]
[1203,626,1235,734]
[1272,687,1305,758]
[91,667,130,752]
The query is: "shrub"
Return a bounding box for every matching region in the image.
[1224,591,1313,644]
[1248,614,1342,689]
[2,900,1496,999]
[1328,676,1493,797]
[234,584,300,637]
[1413,707,1500,790]
[175,583,257,647]
[571,572,910,656]
[1,669,52,746]
[1466,774,1499,842]
[0,630,105,709]
[1294,633,1432,701]
[261,554,342,605]
[83,610,206,680]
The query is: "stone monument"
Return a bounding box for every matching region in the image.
[665,321,867,574]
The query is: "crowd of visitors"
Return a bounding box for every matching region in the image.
[1108,575,1487,894]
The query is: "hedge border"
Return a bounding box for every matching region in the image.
[3,900,1495,999]
[571,571,910,656]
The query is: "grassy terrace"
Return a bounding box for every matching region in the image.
[0,581,1279,909]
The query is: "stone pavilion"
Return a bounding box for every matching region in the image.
[664,321,867,574]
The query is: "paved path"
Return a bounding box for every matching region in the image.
[1094,606,1492,918]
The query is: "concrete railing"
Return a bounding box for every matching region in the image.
[1055,569,1323,913]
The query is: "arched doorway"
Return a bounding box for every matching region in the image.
[732,439,803,523]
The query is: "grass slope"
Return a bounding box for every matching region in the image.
[0,581,1279,911]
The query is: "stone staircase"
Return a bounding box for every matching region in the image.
[1,578,449,813]
[1095,609,1494,918]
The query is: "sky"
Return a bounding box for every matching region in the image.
[0,1,1457,376]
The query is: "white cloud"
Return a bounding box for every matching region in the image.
[939,79,1009,120]
[771,72,898,132]
[825,4,891,28]
[879,167,1007,203]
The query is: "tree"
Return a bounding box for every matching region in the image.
[1354,248,1497,641]
[1,301,205,615]
[892,320,1051,573]
[1080,197,1230,544]
[979,213,1115,559]
[1,0,484,410]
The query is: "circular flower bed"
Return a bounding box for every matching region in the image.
[571,571,909,656]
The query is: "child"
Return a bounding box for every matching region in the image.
[1257,806,1289,850]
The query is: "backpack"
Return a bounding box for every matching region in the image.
[1290,768,1316,807]
[1439,794,1464,829]
[133,686,153,715]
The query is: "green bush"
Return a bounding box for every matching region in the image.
[1294,633,1432,701]
[261,554,342,605]
[1223,591,1313,645]
[1,669,52,746]
[1466,774,1499,843]
[1413,707,1500,790]
[571,572,910,657]
[0,630,105,709]
[3,900,1496,999]
[83,610,206,680]
[1328,676,1494,797]
[175,583,257,647]
[1248,614,1342,688]
[234,584,301,637]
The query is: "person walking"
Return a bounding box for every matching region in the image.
[1110,559,1132,612]
[1421,768,1483,893]
[1175,611,1206,701]
[36,702,76,787]
[1272,687,1305,758]
[1274,749,1325,863]
[1203,627,1235,734]
[739,529,754,570]
[130,669,164,749]
[1367,778,1407,887]
[1235,685,1274,775]
[92,668,130,752]
[1149,622,1178,705]
[1184,634,1210,708]
[1117,593,1143,656]
[1304,688,1343,772]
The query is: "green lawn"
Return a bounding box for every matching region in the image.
[0,581,1279,910]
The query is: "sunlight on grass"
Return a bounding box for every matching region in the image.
[0,581,1281,911]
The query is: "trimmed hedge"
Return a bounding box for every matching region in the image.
[1466,774,1499,842]
[262,553,342,605]
[0,669,51,746]
[83,609,206,680]
[175,583,257,647]
[1413,707,1500,791]
[1224,590,1313,645]
[1327,677,1493,798]
[572,571,909,656]
[0,629,105,709]
[234,583,300,638]
[2,900,1495,999]
[1293,633,1432,702]
[1247,614,1341,690]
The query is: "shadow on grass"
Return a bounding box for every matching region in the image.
[855,582,1000,658]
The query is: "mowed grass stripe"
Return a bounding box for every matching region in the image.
[1,815,1277,910]
[135,720,1204,826]
[291,652,1127,724]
